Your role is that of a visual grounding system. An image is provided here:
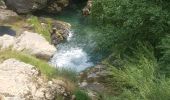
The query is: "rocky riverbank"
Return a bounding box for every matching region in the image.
[0,4,76,99]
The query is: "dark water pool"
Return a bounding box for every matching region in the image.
[0,26,16,36]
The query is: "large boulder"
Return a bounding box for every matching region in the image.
[0,8,18,23]
[0,31,56,60]
[4,0,48,14]
[0,58,70,100]
[3,0,69,14]
[13,31,56,60]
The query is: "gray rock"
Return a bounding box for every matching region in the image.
[4,0,69,14]
[0,8,18,22]
[13,31,56,60]
[0,58,70,100]
[4,0,48,14]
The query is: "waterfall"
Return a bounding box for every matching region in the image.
[50,30,94,72]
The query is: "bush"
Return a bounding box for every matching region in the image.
[91,0,170,58]
[74,89,91,100]
[159,35,170,77]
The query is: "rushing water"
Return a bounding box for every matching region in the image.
[50,9,98,72]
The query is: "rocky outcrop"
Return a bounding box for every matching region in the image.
[0,7,18,23]
[0,58,70,100]
[13,31,56,60]
[0,31,56,60]
[82,0,92,16]
[4,0,69,14]
[78,64,113,100]
[51,20,71,45]
[4,0,48,14]
[47,0,69,13]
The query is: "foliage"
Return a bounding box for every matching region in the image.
[27,16,52,42]
[102,45,170,100]
[159,35,170,77]
[91,0,170,58]
[74,89,91,100]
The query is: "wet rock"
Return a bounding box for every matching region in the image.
[51,20,71,45]
[47,0,69,13]
[4,0,69,14]
[0,58,71,100]
[82,0,92,16]
[13,31,56,60]
[4,0,48,14]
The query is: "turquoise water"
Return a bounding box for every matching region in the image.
[50,9,100,71]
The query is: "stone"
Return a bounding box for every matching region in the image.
[4,0,48,14]
[13,31,56,60]
[0,34,15,50]
[51,20,71,45]
[0,58,71,100]
[4,0,69,14]
[0,8,18,23]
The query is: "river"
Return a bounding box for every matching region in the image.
[49,8,99,72]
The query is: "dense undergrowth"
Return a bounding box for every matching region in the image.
[90,0,170,99]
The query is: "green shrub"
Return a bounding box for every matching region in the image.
[159,35,170,77]
[91,0,170,58]
[74,89,91,100]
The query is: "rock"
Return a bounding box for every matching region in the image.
[0,0,6,8]
[82,0,92,16]
[4,0,48,14]
[0,58,71,100]
[0,94,5,100]
[47,0,69,13]
[51,20,71,45]
[0,31,56,60]
[4,0,69,14]
[0,8,18,23]
[13,31,56,60]
[0,34,15,50]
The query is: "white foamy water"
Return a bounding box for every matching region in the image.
[50,30,94,72]
[50,47,93,72]
[67,31,73,41]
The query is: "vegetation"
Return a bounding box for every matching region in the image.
[90,0,170,99]
[74,89,91,100]
[0,50,78,81]
[27,16,52,41]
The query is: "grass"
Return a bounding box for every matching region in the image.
[101,45,170,100]
[0,50,79,81]
[27,16,52,42]
[0,49,57,78]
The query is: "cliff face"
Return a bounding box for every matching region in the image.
[3,0,69,14]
